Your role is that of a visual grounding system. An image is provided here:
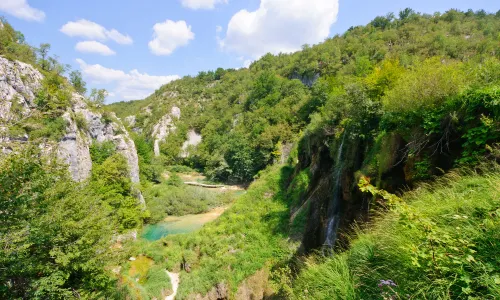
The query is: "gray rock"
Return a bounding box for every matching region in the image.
[181,129,202,158]
[124,115,136,127]
[152,106,180,156]
[0,56,43,121]
[291,72,320,87]
[57,111,93,181]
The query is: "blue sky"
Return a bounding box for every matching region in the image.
[1,0,498,103]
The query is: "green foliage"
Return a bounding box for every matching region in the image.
[382,58,466,112]
[89,88,108,106]
[294,168,500,299]
[0,149,117,299]
[143,265,172,298]
[91,153,145,230]
[35,71,72,114]
[144,181,230,223]
[73,112,88,131]
[29,116,67,141]
[69,70,87,95]
[165,173,183,186]
[90,140,116,165]
[287,167,311,208]
[0,18,36,65]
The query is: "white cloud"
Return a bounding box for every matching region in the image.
[243,59,252,68]
[0,0,45,22]
[216,25,223,33]
[181,0,227,10]
[148,20,194,56]
[76,59,180,100]
[220,0,339,58]
[106,29,133,45]
[75,41,116,56]
[60,19,133,45]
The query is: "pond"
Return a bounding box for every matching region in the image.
[142,206,227,241]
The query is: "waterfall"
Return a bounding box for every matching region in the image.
[323,133,346,252]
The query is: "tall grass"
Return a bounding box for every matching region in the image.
[144,183,233,223]
[293,166,500,299]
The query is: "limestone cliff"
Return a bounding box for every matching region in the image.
[151,106,181,156]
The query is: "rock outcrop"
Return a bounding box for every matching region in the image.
[57,111,93,181]
[0,56,43,121]
[0,57,141,185]
[152,106,180,156]
[180,129,202,158]
[291,72,320,87]
[60,94,140,183]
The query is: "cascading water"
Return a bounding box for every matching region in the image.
[323,132,346,253]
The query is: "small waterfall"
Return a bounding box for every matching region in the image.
[323,133,346,252]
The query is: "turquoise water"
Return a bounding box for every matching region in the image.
[141,207,227,241]
[142,222,197,241]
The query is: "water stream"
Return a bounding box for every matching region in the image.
[324,133,346,250]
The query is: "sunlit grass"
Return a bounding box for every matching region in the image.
[293,165,500,299]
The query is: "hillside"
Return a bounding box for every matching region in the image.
[2,7,500,300]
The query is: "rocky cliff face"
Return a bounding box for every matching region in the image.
[152,106,181,156]
[0,56,43,121]
[0,57,140,184]
[59,95,141,183]
[180,129,202,158]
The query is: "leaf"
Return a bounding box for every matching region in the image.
[466,255,476,263]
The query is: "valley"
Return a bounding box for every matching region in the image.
[2,5,500,300]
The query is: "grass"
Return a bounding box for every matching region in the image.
[143,181,234,223]
[118,255,173,300]
[292,165,500,299]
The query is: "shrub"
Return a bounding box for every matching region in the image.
[382,58,466,112]
[90,140,116,165]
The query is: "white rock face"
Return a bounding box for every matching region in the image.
[57,111,93,181]
[65,94,141,183]
[124,115,136,127]
[152,106,180,156]
[0,56,43,121]
[181,129,202,158]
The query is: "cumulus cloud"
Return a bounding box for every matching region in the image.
[220,0,339,58]
[0,0,45,22]
[76,59,180,100]
[181,0,227,10]
[60,19,133,45]
[75,41,116,56]
[148,20,194,56]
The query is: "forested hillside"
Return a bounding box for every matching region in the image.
[2,7,500,300]
[109,8,500,183]
[106,8,500,299]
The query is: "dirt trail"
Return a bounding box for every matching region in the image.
[165,271,179,300]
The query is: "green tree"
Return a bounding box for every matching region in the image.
[69,70,87,95]
[0,149,115,299]
[37,43,50,71]
[89,88,108,106]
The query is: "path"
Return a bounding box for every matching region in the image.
[166,271,179,300]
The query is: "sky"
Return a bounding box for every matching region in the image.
[1,0,498,103]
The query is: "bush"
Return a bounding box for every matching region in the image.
[382,58,466,112]
[90,140,116,165]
